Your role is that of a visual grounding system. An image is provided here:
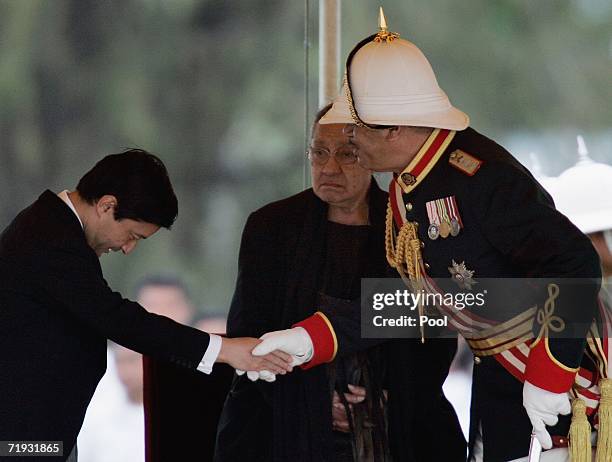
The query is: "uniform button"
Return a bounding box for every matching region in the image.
[420,241,425,248]
[474,356,481,365]
[405,202,413,212]
[424,262,430,269]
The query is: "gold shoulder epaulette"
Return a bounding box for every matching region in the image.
[449,150,482,176]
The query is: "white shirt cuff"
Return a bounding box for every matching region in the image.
[196,334,222,374]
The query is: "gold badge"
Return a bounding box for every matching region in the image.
[400,172,416,186]
[448,260,477,290]
[449,150,482,176]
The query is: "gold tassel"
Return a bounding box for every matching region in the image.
[569,399,592,462]
[596,379,612,462]
[385,203,425,341]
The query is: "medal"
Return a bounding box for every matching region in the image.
[426,201,441,240]
[445,196,463,237]
[439,220,451,238]
[427,196,464,240]
[436,199,451,239]
[450,218,461,237]
[428,223,439,240]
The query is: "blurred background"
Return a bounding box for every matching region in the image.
[1,1,611,459]
[2,0,611,312]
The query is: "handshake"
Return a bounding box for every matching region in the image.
[219,327,314,382]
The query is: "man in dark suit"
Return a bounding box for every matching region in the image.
[0,149,291,461]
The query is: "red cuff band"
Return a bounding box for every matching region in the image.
[293,312,337,370]
[524,338,578,393]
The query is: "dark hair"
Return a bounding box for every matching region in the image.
[76,149,178,229]
[133,274,190,301]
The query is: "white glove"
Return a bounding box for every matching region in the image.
[523,380,571,449]
[235,369,276,382]
[236,327,314,382]
[252,327,314,367]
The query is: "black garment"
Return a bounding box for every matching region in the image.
[321,222,388,462]
[0,191,211,461]
[320,221,372,299]
[315,128,601,462]
[214,181,465,462]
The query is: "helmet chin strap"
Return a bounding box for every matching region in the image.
[344,34,378,129]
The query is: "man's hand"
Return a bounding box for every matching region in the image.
[236,327,314,382]
[523,380,571,449]
[251,327,314,366]
[216,337,293,375]
[332,384,366,433]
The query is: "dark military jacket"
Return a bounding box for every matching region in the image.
[296,127,601,462]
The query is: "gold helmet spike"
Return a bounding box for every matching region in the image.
[374,7,399,43]
[378,6,388,31]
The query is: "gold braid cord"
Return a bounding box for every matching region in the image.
[343,73,367,128]
[385,202,422,281]
[385,202,427,342]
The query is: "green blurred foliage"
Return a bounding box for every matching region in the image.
[1,0,611,314]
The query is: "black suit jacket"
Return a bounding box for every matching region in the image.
[0,191,210,461]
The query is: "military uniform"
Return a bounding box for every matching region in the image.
[295,127,604,461]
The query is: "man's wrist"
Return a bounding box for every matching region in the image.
[293,312,337,369]
[197,334,222,374]
[525,338,578,393]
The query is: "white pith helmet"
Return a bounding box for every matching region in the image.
[550,136,612,234]
[320,8,469,130]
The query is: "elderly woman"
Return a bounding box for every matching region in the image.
[214,105,464,462]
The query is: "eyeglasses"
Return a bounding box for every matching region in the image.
[307,146,359,165]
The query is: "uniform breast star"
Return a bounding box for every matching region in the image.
[448,260,477,290]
